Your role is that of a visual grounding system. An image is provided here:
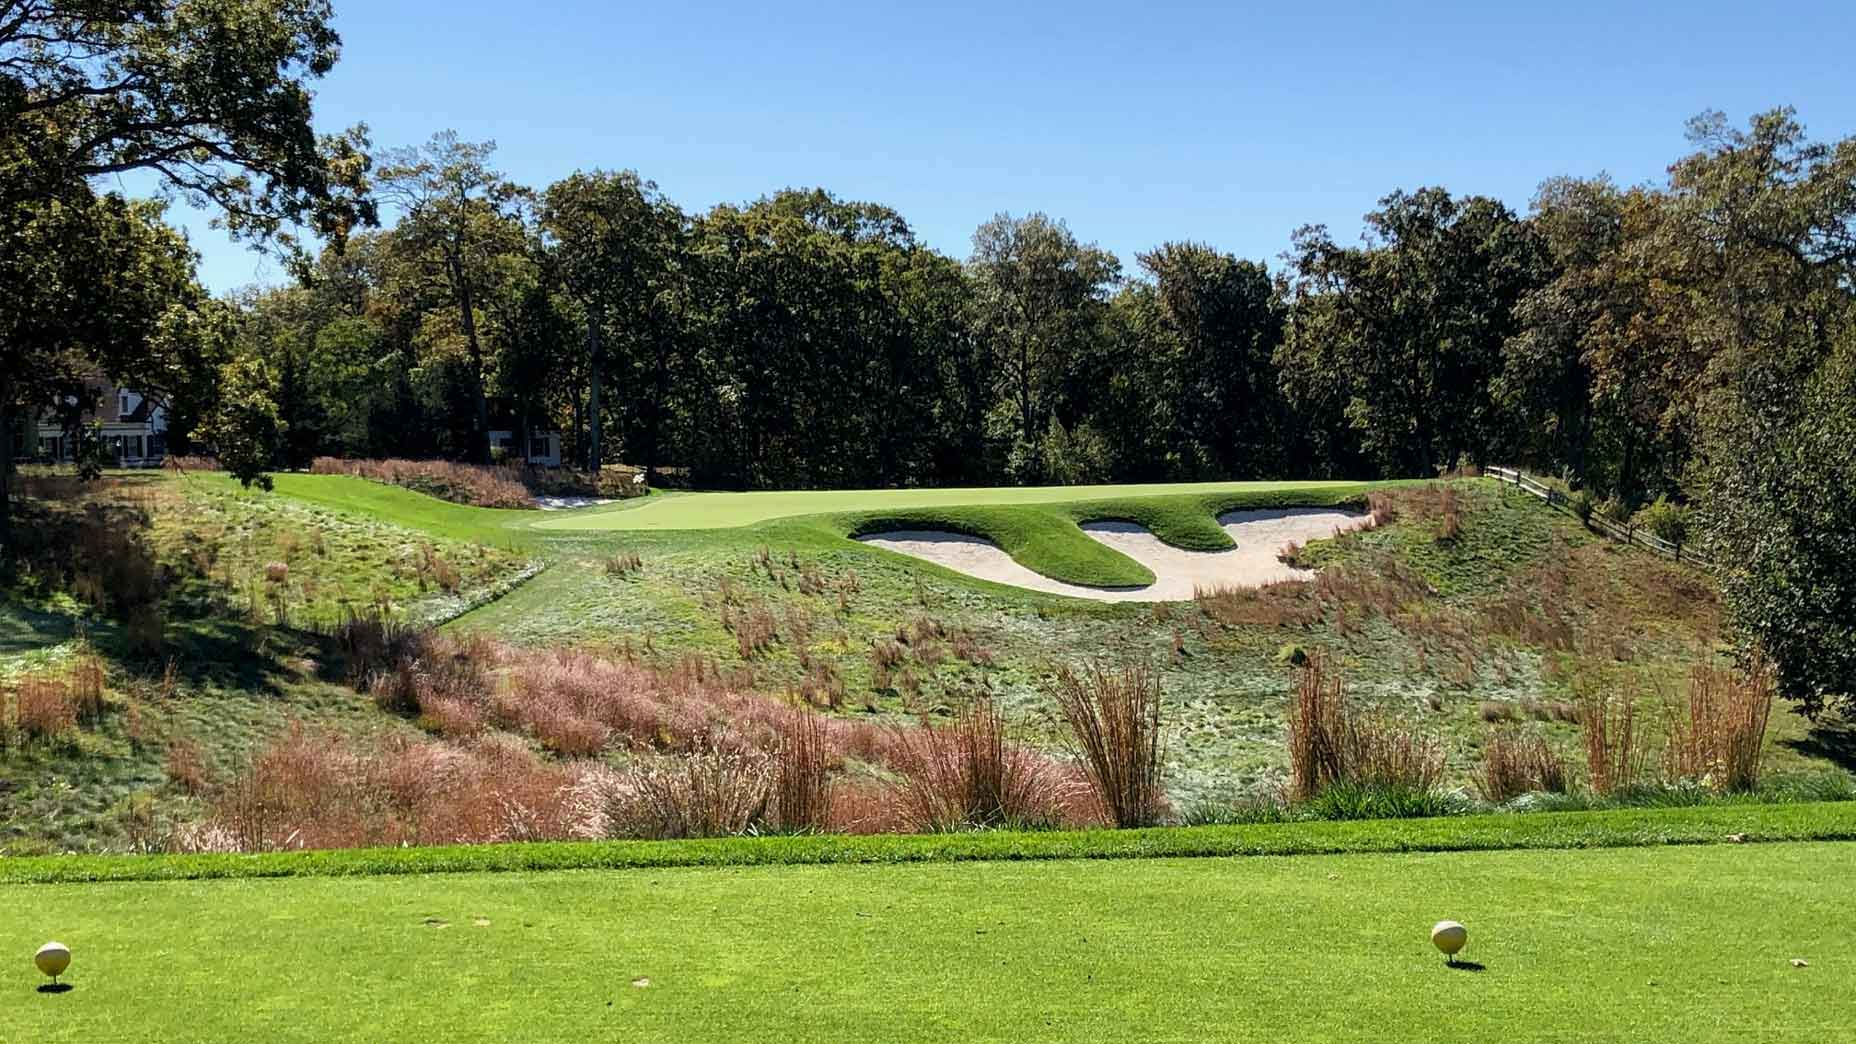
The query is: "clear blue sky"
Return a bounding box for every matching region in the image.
[133,0,1856,293]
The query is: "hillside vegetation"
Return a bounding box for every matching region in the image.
[1,471,1847,855]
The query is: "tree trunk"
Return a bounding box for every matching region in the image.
[643,349,668,485]
[0,375,14,556]
[586,302,604,472]
[451,257,491,464]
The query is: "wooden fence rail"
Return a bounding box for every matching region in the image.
[1484,466,1709,568]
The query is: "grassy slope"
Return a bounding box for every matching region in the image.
[6,837,1850,1042]
[0,475,534,854]
[186,472,541,547]
[6,472,1850,852]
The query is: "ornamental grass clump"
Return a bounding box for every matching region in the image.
[1052,662,1166,828]
[1664,659,1774,792]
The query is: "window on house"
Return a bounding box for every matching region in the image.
[530,436,551,460]
[121,394,132,420]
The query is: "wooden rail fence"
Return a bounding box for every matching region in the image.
[1484,466,1709,567]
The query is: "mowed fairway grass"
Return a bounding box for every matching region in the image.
[5,839,1849,1042]
[539,478,1374,532]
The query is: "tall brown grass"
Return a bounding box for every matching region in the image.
[771,710,834,832]
[190,726,588,852]
[1475,729,1569,802]
[180,635,1115,850]
[13,677,76,741]
[1286,652,1445,800]
[1664,660,1775,792]
[887,699,1078,831]
[1577,689,1651,795]
[1195,580,1320,629]
[311,457,537,509]
[1052,663,1166,827]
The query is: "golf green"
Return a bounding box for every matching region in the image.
[538,479,1371,531]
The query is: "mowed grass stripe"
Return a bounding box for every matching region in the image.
[5,802,1851,885]
[5,842,1849,1042]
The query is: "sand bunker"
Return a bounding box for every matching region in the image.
[857,508,1365,602]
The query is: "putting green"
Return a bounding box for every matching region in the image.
[538,479,1372,531]
[6,841,1848,1042]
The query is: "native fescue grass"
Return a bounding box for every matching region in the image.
[1285,652,1446,810]
[886,698,1083,832]
[1477,728,1570,802]
[1052,662,1167,828]
[1578,688,1651,796]
[1664,659,1775,792]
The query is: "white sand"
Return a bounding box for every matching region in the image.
[856,508,1365,603]
[536,496,616,511]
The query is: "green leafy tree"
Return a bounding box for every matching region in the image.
[967,213,1120,480]
[376,133,530,463]
[0,191,201,543]
[1279,189,1552,477]
[539,170,685,472]
[200,355,286,490]
[0,0,373,546]
[1680,110,1856,714]
[1134,243,1289,478]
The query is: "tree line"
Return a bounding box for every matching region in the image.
[4,3,1854,714]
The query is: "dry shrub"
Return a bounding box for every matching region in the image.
[1366,491,1398,528]
[887,699,1077,831]
[165,738,211,795]
[603,551,643,577]
[264,560,290,584]
[417,696,489,739]
[1664,660,1774,792]
[165,454,220,473]
[1196,580,1320,629]
[195,725,587,852]
[798,660,845,710]
[69,654,107,726]
[1577,689,1651,795]
[824,778,913,835]
[1521,698,1580,723]
[1478,700,1520,724]
[1287,653,1445,800]
[626,745,773,839]
[1438,485,1463,541]
[1476,729,1568,802]
[1313,554,1433,620]
[949,629,995,666]
[14,677,76,741]
[871,640,906,671]
[310,457,537,509]
[332,613,432,686]
[722,603,779,659]
[1052,663,1166,828]
[771,710,833,832]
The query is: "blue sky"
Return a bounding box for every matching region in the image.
[126,0,1856,293]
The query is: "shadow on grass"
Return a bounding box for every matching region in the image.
[37,983,73,994]
[1445,961,1487,973]
[1781,718,1856,775]
[112,617,310,699]
[0,602,77,655]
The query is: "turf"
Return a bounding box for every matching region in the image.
[540,478,1375,532]
[5,839,1849,1042]
[3,800,1851,884]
